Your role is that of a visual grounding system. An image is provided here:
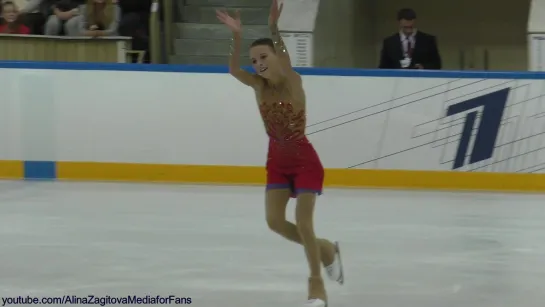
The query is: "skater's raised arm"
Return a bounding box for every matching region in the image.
[268,0,300,84]
[216,10,261,88]
[230,31,261,87]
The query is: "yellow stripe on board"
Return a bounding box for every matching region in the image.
[0,160,23,179]
[55,162,545,192]
[325,169,545,192]
[56,162,266,184]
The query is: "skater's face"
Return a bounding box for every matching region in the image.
[250,45,279,79]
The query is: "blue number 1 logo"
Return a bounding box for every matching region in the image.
[446,88,510,169]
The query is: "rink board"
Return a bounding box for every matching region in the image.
[2,61,545,192]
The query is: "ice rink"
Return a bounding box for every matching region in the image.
[1,181,545,307]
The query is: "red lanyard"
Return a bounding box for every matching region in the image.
[405,37,414,57]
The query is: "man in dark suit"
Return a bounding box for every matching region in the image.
[379,8,442,70]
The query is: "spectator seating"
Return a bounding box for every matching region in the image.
[0,0,155,63]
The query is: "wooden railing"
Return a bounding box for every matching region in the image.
[0,34,136,63]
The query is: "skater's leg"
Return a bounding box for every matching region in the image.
[265,166,336,266]
[265,189,335,266]
[295,192,327,303]
[265,188,294,238]
[295,192,321,277]
[294,165,344,286]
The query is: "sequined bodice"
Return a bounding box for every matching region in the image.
[259,100,306,142]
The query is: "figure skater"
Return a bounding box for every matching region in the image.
[216,1,344,306]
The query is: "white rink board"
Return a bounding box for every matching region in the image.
[0,70,22,161]
[3,66,545,173]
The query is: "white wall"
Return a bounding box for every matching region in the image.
[4,67,545,174]
[278,0,319,32]
[528,0,545,32]
[277,0,372,68]
[313,0,356,68]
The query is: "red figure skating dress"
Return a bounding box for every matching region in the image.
[259,100,324,198]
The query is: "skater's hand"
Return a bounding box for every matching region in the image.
[268,0,283,25]
[216,9,242,34]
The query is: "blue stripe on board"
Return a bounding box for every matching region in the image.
[2,60,545,80]
[24,161,56,180]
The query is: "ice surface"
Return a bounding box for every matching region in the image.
[1,181,544,306]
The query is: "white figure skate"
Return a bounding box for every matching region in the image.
[324,241,344,285]
[304,298,326,307]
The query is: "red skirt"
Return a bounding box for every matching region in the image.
[265,136,324,198]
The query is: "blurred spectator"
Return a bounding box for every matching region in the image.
[5,0,42,34]
[118,0,150,63]
[44,0,83,35]
[19,0,58,34]
[0,1,30,34]
[77,0,120,37]
[379,8,442,70]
